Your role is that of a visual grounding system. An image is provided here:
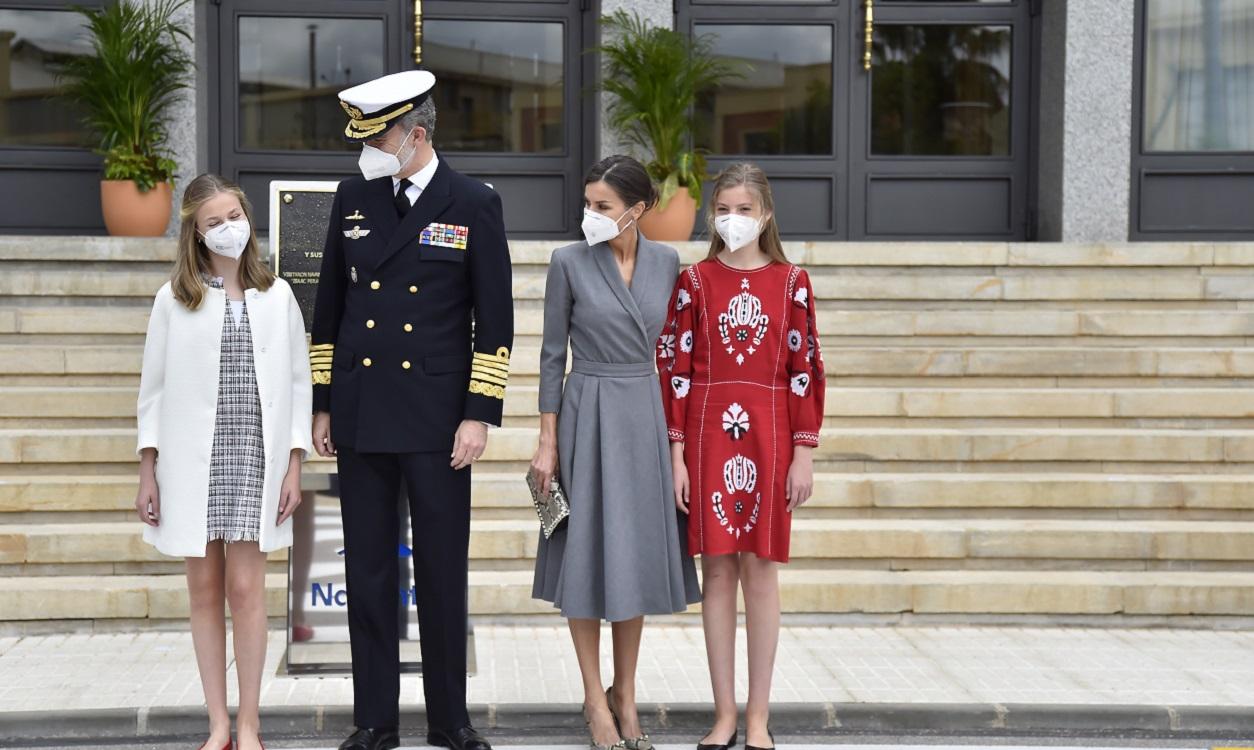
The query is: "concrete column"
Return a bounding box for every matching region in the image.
[1036,0,1136,242]
[153,0,203,237]
[597,0,672,161]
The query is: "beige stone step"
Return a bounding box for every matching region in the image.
[826,472,1254,511]
[9,426,1254,465]
[511,240,1254,268]
[13,344,1254,382]
[831,387,1254,418]
[17,304,1254,340]
[0,268,170,297]
[25,383,1254,422]
[7,518,1254,568]
[0,237,1248,271]
[0,236,177,263]
[4,567,1253,620]
[7,472,1254,517]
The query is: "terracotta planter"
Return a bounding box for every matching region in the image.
[638,188,698,242]
[100,180,172,236]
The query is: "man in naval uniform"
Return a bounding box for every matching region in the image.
[310,70,512,750]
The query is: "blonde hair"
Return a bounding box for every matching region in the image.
[171,173,275,310]
[704,162,789,265]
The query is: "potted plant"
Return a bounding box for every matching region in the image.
[59,0,192,236]
[597,11,742,241]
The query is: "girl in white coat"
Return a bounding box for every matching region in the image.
[135,173,313,750]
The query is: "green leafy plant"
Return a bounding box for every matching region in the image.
[58,0,192,192]
[598,11,742,210]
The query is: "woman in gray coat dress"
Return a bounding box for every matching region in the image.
[531,155,701,750]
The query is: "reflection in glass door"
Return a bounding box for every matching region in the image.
[421,2,590,237]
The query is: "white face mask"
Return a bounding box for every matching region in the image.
[581,207,634,246]
[358,127,418,181]
[200,219,251,260]
[714,213,764,252]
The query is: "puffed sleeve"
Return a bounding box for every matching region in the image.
[136,283,172,455]
[285,282,314,459]
[538,249,572,414]
[658,267,698,444]
[786,268,825,446]
[465,189,515,426]
[309,186,345,412]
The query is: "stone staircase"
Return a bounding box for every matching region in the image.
[3,236,1254,627]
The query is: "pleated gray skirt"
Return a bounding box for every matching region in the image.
[532,359,702,622]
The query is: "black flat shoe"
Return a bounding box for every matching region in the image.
[696,729,738,750]
[339,727,400,750]
[428,725,493,750]
[744,729,775,750]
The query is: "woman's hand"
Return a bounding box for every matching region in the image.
[530,439,558,501]
[277,451,303,525]
[672,443,690,514]
[135,474,160,527]
[786,446,814,513]
[136,448,160,526]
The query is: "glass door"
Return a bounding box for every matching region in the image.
[847,0,1034,239]
[212,0,588,237]
[679,0,1035,240]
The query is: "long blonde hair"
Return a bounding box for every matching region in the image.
[171,173,274,310]
[704,162,789,265]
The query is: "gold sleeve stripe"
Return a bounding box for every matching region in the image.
[313,371,331,385]
[309,358,334,365]
[472,360,510,376]
[473,349,511,365]
[311,343,334,350]
[471,367,510,381]
[309,354,334,362]
[470,372,509,387]
[468,380,505,400]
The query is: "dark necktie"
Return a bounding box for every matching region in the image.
[394,178,413,217]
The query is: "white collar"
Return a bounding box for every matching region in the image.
[394,152,439,193]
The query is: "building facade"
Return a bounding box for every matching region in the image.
[0,0,1251,242]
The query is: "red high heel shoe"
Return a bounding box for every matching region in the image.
[196,741,231,750]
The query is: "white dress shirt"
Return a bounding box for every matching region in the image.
[393,153,440,207]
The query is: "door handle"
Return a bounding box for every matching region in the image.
[413,0,423,65]
[863,0,874,71]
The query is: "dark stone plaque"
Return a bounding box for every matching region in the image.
[269,181,340,331]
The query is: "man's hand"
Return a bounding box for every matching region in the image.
[451,419,488,470]
[313,412,334,457]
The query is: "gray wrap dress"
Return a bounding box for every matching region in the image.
[532,235,702,622]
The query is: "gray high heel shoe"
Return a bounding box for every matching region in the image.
[606,686,653,750]
[583,704,628,750]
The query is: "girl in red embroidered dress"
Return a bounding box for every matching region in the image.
[658,164,824,750]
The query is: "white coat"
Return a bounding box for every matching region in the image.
[136,277,314,557]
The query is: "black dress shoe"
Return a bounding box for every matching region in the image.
[339,727,400,750]
[427,725,493,750]
[744,729,774,750]
[696,729,738,750]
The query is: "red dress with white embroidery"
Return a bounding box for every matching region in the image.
[657,258,824,563]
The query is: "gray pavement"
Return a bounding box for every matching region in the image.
[3,624,1254,745]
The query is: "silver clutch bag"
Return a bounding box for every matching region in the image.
[526,469,570,540]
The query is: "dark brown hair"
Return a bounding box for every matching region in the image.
[705,162,789,265]
[584,154,658,211]
[172,173,274,310]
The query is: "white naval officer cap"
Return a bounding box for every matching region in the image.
[338,70,436,143]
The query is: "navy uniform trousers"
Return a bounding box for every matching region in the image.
[310,155,513,731]
[338,448,471,730]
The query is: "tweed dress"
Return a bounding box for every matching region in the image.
[205,278,265,543]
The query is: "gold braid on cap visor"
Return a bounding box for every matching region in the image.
[341,101,415,139]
